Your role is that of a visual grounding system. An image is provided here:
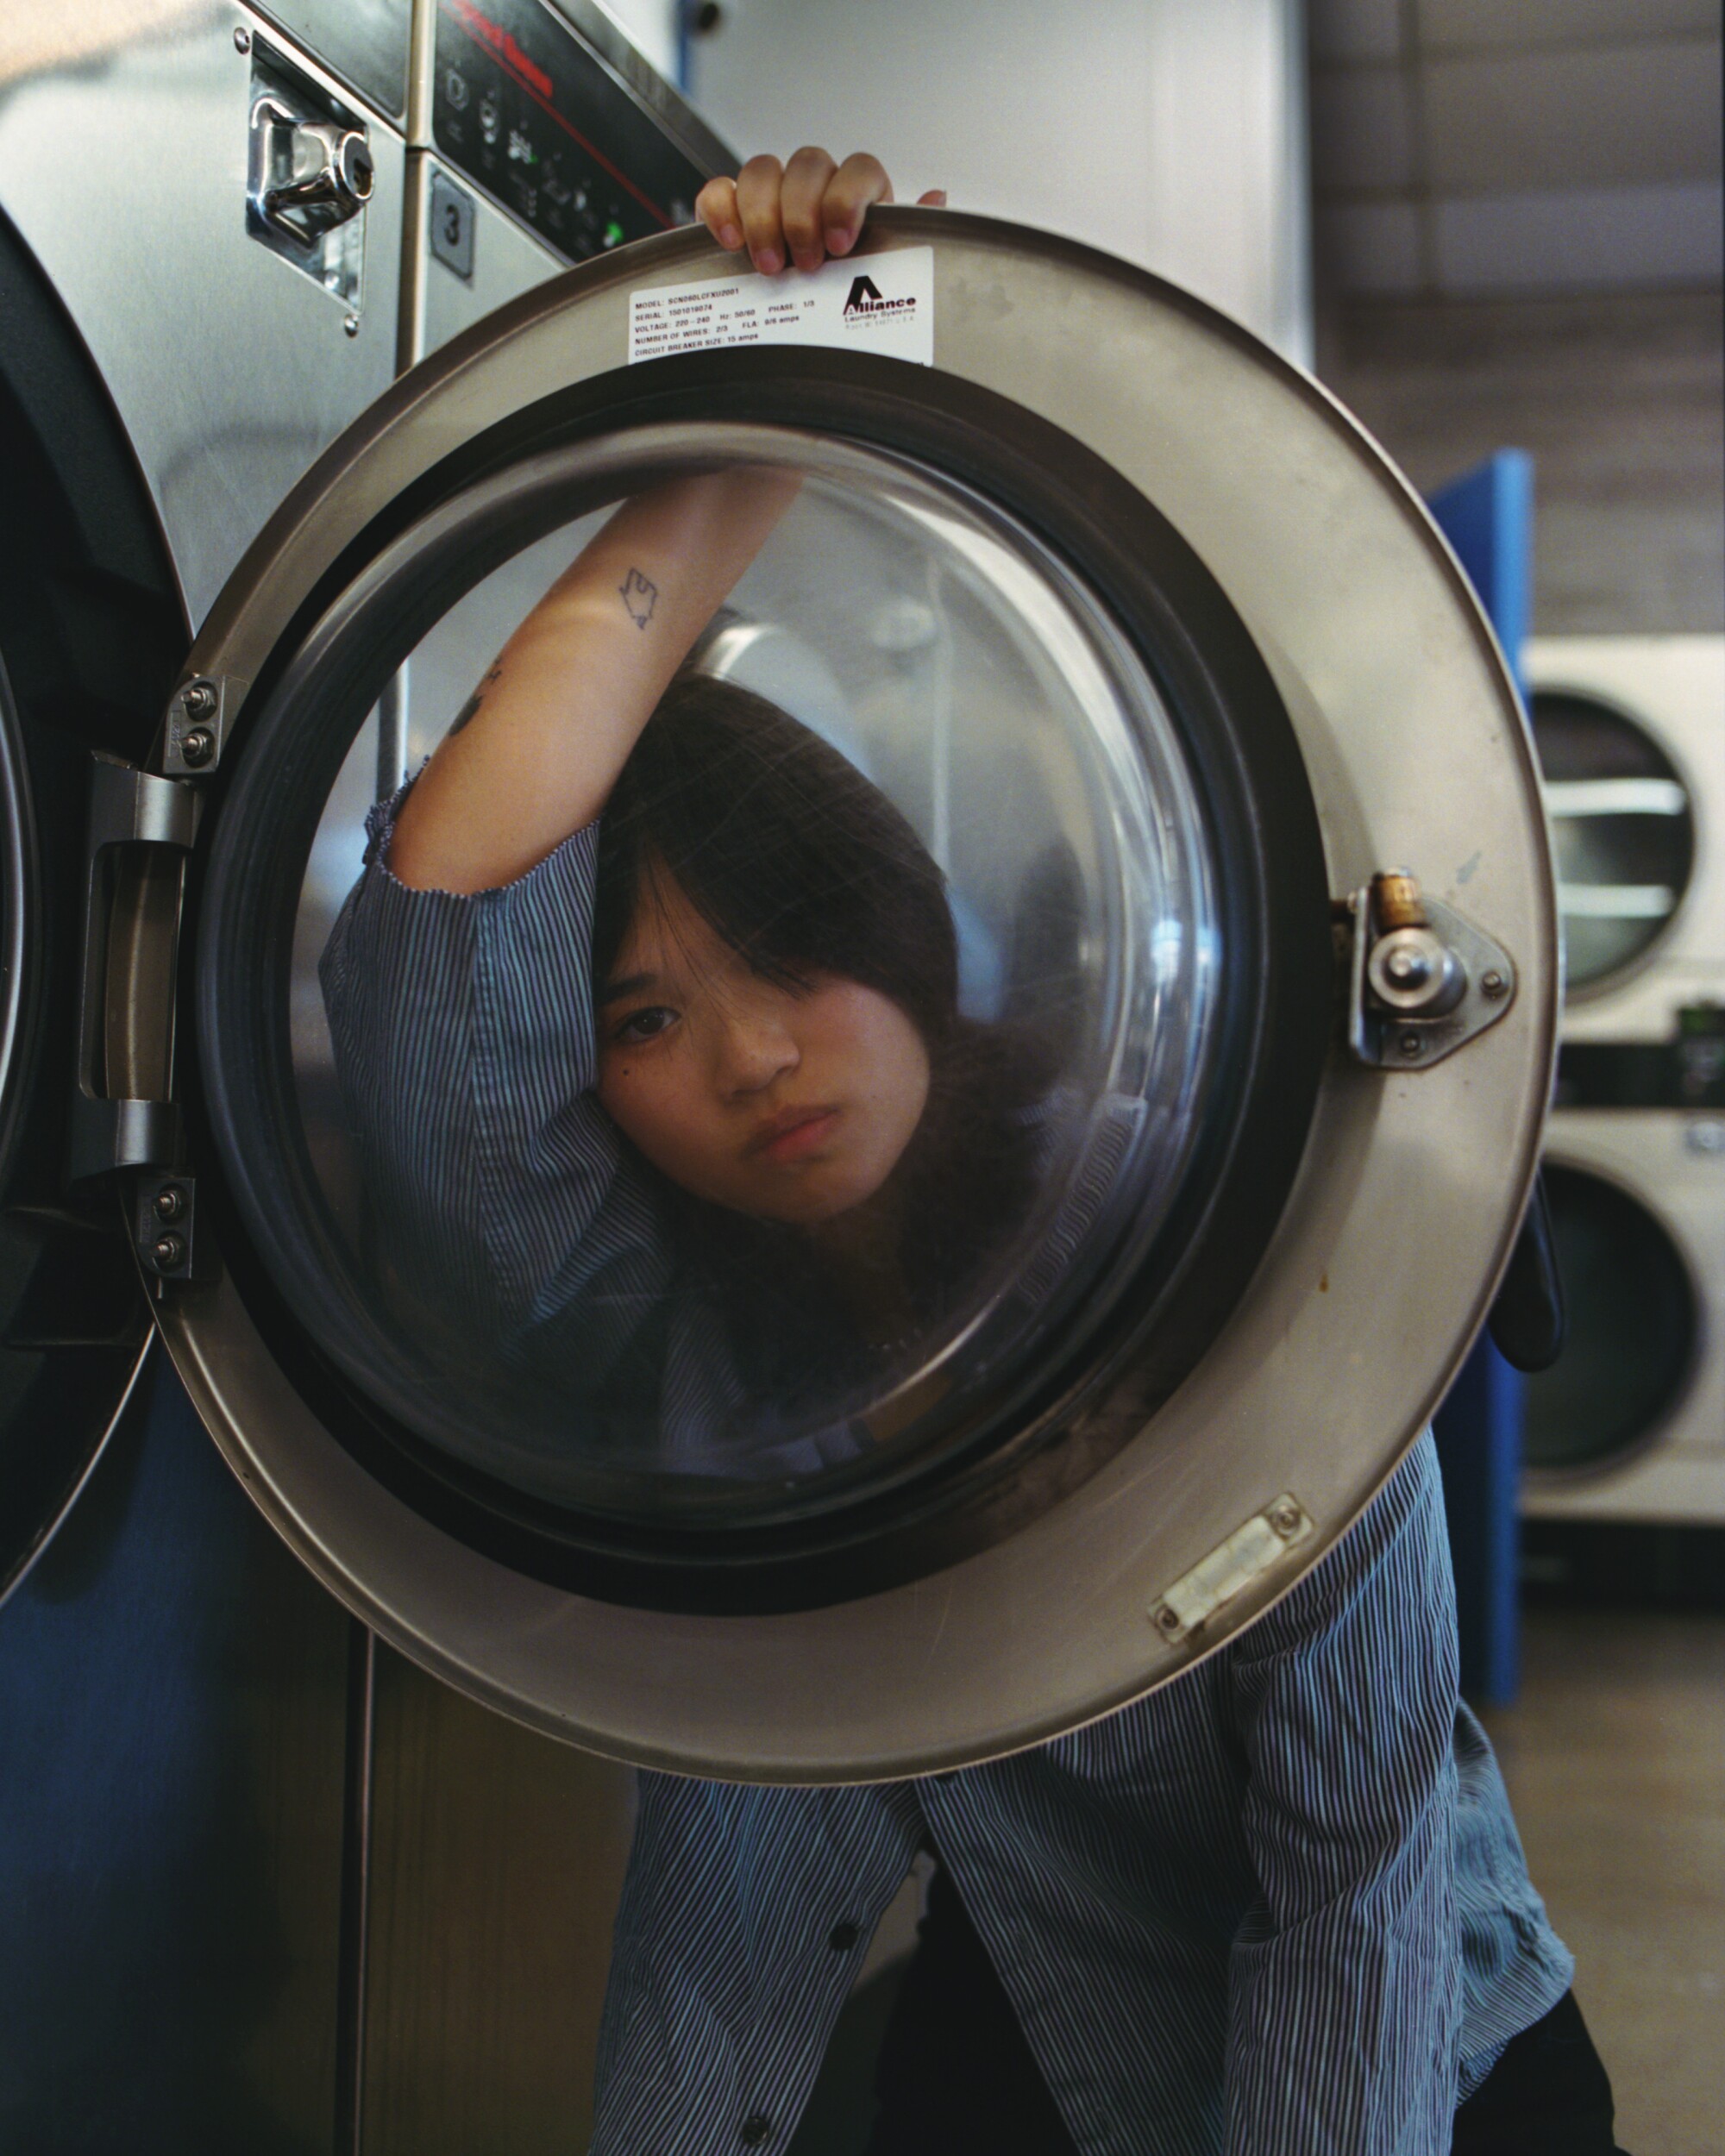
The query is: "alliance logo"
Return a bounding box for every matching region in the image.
[844,273,917,323]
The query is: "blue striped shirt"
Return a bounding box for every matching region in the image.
[323,804,1574,2156]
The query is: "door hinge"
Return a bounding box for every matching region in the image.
[162,673,245,776]
[67,757,199,1183]
[1342,870,1517,1072]
[132,1171,206,1288]
[1151,1495,1314,1645]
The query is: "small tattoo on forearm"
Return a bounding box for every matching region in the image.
[619,567,658,629]
[448,664,504,736]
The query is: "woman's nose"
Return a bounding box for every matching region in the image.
[717,1008,800,1093]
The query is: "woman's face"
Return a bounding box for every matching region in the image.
[595,874,932,1225]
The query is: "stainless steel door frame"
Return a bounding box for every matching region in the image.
[156,210,1557,1780]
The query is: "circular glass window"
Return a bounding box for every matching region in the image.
[284,435,1215,1527]
[1532,688,1695,996]
[1523,1163,1697,1473]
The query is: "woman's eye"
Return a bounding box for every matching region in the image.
[614,1005,680,1044]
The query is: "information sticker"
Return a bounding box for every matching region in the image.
[629,247,934,367]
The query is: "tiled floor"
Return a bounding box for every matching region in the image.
[1482,1605,1725,2156]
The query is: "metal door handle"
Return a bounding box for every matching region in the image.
[251,95,373,250]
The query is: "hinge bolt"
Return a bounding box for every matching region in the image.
[234,25,251,53]
[1399,1029,1423,1057]
[152,1231,186,1271]
[182,681,217,719]
[152,1184,186,1223]
[1153,1604,1182,1636]
[1480,969,1508,1000]
[1269,1501,1304,1539]
[343,313,361,338]
[179,725,216,768]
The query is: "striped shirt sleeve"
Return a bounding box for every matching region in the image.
[317,788,656,1358]
[1223,1439,1465,2154]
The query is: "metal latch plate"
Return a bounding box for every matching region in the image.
[1151,1496,1314,1644]
[1346,886,1517,1071]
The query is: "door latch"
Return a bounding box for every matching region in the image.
[1343,871,1517,1071]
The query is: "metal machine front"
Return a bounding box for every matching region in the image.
[0,2,724,2140]
[59,212,1557,1782]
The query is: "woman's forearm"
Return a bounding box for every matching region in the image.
[389,467,800,892]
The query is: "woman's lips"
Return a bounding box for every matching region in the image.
[748,1106,842,1163]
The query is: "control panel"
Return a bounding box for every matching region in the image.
[433,0,718,263]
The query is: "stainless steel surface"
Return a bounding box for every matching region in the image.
[1523,1107,1725,1526]
[361,1645,637,2154]
[252,0,414,124]
[0,2,406,629]
[417,152,561,357]
[154,210,1559,1780]
[1530,636,1725,1040]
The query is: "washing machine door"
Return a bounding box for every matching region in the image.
[101,213,1556,1780]
[0,645,155,1608]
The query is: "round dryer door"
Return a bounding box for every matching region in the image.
[1533,686,1697,998]
[107,213,1555,1779]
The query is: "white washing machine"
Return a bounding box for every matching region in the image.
[1528,635,1725,1038]
[1521,1109,1725,1526]
[1521,637,1725,1532]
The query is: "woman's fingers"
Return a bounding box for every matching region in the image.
[693,173,743,251]
[735,153,790,274]
[696,153,943,272]
[821,152,894,258]
[781,145,840,271]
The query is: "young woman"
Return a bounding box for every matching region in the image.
[323,473,1068,1478]
[323,150,1626,2155]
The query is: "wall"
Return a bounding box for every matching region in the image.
[1316,288,1724,635]
[684,0,1314,364]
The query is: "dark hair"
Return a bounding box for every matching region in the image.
[593,670,1050,1369]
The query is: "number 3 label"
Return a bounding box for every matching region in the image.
[430,170,476,283]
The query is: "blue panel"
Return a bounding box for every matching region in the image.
[1427,451,1534,699]
[0,1363,349,2152]
[1427,450,1534,1708]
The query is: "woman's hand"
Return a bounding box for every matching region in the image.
[695,150,945,278]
